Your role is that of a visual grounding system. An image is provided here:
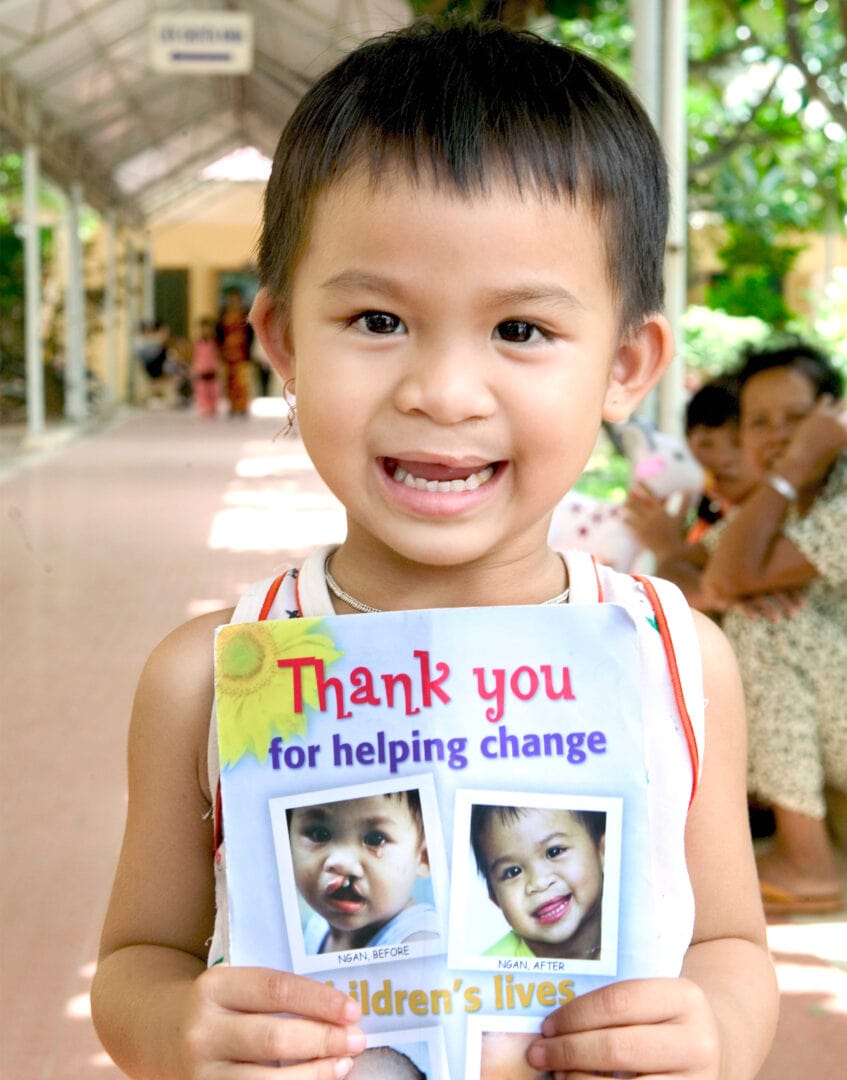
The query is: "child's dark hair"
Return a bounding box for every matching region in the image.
[286,789,424,835]
[258,18,669,333]
[685,376,741,433]
[470,804,606,884]
[353,1046,426,1079]
[736,341,843,400]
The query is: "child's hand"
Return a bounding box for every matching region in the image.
[179,965,365,1078]
[528,977,721,1079]
[623,483,690,561]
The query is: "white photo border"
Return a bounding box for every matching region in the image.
[269,773,447,974]
[448,790,622,976]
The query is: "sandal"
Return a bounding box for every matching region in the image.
[760,879,844,915]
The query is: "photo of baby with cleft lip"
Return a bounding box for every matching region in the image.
[287,787,441,954]
[470,803,606,961]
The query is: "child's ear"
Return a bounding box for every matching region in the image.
[598,834,606,873]
[416,843,431,879]
[487,883,501,909]
[250,287,296,382]
[603,313,674,423]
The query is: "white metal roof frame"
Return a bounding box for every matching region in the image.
[0,0,412,224]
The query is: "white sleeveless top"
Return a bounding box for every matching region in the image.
[208,546,704,975]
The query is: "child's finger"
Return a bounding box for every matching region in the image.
[204,1057,356,1079]
[541,978,679,1035]
[200,1010,365,1067]
[200,965,361,1024]
[529,1021,692,1076]
[531,979,716,1076]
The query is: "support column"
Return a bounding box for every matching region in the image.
[126,241,142,403]
[632,0,662,125]
[142,233,155,323]
[659,0,688,436]
[64,182,87,421]
[22,142,45,440]
[103,210,119,405]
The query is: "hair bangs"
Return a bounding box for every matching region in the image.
[259,19,668,328]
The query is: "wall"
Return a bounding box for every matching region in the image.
[151,183,264,333]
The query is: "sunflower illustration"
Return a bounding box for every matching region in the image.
[215,619,343,768]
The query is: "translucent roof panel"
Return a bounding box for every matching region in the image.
[0,0,412,222]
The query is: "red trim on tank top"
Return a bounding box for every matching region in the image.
[632,573,700,808]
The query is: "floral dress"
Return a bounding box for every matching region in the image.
[705,454,847,818]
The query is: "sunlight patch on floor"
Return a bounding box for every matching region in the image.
[208,436,345,553]
[767,917,847,967]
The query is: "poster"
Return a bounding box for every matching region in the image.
[215,604,658,1078]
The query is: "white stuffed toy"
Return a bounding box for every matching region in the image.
[548,419,704,573]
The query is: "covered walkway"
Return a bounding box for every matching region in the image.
[0,407,845,1078]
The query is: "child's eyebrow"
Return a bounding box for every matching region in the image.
[482,284,586,312]
[319,270,403,295]
[320,271,586,313]
[360,815,401,829]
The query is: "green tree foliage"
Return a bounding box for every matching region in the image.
[414,0,847,330]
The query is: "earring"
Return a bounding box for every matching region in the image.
[281,377,296,437]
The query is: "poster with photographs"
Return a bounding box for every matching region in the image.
[216,603,662,1078]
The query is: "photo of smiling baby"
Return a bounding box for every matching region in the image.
[470,802,606,961]
[282,781,443,958]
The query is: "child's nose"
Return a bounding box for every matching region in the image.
[324,845,363,877]
[393,343,497,424]
[525,864,555,892]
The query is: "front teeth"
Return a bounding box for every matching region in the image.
[392,465,494,492]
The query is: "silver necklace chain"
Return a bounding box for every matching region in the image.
[324,558,570,614]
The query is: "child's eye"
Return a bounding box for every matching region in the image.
[546,845,567,859]
[498,865,522,881]
[363,830,389,848]
[352,311,405,335]
[305,825,331,844]
[494,320,547,344]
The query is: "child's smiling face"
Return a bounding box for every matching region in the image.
[289,795,430,948]
[687,422,760,506]
[255,166,670,593]
[480,808,604,960]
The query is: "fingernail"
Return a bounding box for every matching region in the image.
[345,1029,367,1054]
[527,1044,547,1068]
[334,1058,353,1079]
[342,999,362,1023]
[541,1016,556,1036]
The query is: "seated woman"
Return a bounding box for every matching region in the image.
[702,342,846,914]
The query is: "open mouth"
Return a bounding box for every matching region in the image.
[382,457,500,493]
[324,878,366,913]
[532,895,572,925]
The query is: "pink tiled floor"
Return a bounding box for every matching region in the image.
[1,406,844,1078]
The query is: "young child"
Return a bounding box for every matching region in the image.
[91,19,777,1079]
[470,805,605,960]
[288,792,439,953]
[625,377,762,611]
[192,316,220,418]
